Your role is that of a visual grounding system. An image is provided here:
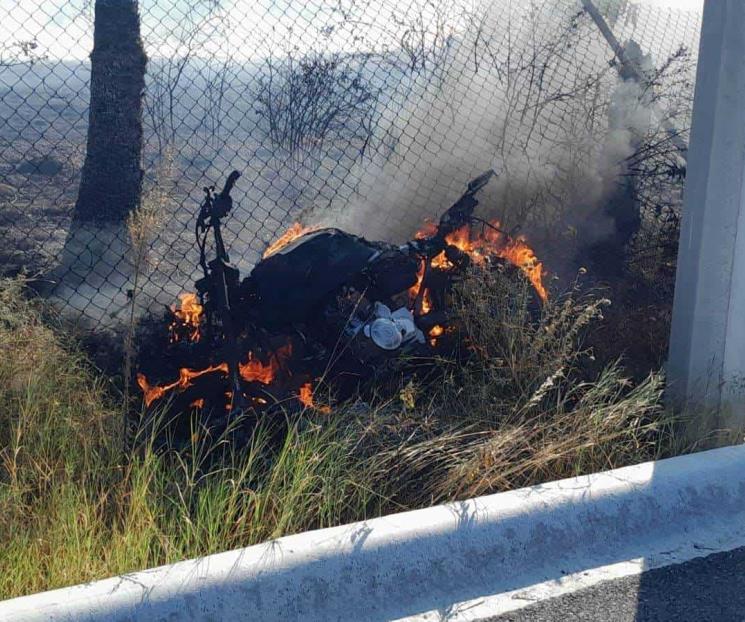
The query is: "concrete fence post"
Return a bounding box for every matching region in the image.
[668,0,745,425]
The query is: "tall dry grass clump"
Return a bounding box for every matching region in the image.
[0,277,378,600]
[359,267,678,506]
[123,156,172,409]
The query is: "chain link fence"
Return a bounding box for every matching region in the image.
[0,0,702,330]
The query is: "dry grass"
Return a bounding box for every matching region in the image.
[0,269,682,599]
[123,156,172,409]
[355,267,679,506]
[0,277,377,599]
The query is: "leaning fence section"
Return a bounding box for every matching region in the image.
[0,0,702,328]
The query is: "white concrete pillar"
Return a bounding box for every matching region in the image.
[668,0,745,421]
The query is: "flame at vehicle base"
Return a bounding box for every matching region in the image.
[139,219,548,411]
[408,220,548,310]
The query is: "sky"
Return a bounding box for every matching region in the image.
[1,0,406,61]
[0,0,705,62]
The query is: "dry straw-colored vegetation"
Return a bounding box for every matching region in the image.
[0,269,681,600]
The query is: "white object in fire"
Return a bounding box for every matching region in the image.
[363,303,425,350]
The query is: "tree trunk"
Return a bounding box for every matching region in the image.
[74,0,146,223]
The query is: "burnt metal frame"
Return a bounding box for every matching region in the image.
[194,169,248,413]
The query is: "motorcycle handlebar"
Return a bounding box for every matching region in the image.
[219,170,241,200]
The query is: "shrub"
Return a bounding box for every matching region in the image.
[255,51,378,165]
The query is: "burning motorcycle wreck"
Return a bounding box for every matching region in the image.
[136,169,548,433]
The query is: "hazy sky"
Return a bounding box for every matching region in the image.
[1,0,401,61]
[1,0,705,62]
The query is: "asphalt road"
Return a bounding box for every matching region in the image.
[487,546,745,622]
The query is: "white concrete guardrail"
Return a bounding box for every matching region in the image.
[2,444,745,622]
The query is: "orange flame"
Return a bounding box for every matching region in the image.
[169,293,203,343]
[264,223,321,258]
[414,221,438,239]
[411,220,548,302]
[298,382,314,407]
[500,237,548,302]
[431,251,453,270]
[139,343,295,408]
[409,259,433,314]
[428,324,444,346]
[238,343,292,384]
[137,363,229,407]
[298,382,331,413]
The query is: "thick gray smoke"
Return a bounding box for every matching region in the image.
[306,0,662,265]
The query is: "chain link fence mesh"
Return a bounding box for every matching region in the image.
[0,0,702,330]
